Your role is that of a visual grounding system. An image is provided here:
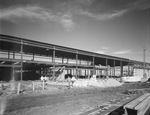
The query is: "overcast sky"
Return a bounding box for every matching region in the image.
[0,0,150,62]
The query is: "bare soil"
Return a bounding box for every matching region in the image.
[1,81,150,115]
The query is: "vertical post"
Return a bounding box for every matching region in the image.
[88,69,90,79]
[8,51,10,59]
[143,47,146,75]
[67,69,69,74]
[132,64,134,76]
[110,66,112,77]
[87,61,90,79]
[17,83,20,94]
[93,56,95,75]
[76,51,78,78]
[53,47,55,78]
[13,51,15,59]
[67,58,69,64]
[62,57,64,63]
[12,66,15,80]
[79,60,81,65]
[114,60,115,77]
[128,60,130,76]
[20,39,23,81]
[106,58,108,76]
[120,60,123,77]
[32,81,35,91]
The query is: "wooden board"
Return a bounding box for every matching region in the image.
[124,93,150,115]
[124,93,150,109]
[135,96,150,115]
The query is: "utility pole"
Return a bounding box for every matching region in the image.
[143,47,146,75]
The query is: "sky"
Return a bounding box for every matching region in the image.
[0,0,150,63]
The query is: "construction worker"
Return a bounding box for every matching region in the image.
[40,75,44,82]
[71,76,76,87]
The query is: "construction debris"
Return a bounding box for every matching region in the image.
[73,77,123,87]
[122,74,149,83]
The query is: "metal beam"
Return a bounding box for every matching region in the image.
[0,65,21,67]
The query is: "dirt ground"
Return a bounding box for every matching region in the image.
[1,81,150,115]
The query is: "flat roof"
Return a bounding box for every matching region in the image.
[0,34,150,67]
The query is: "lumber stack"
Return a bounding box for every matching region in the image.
[124,93,150,115]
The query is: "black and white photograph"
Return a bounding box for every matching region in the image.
[0,0,150,115]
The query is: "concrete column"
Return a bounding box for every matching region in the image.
[76,51,78,78]
[93,56,95,75]
[132,66,134,76]
[20,39,23,80]
[143,47,146,75]
[80,60,81,65]
[12,66,15,80]
[110,68,112,77]
[128,61,130,76]
[53,47,55,78]
[114,60,115,77]
[13,51,15,59]
[8,51,10,58]
[106,58,108,76]
[62,57,64,63]
[88,69,90,79]
[120,61,123,77]
[67,58,69,64]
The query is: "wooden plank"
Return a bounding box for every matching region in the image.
[124,93,150,109]
[135,96,150,115]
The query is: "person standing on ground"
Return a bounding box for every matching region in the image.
[71,76,76,87]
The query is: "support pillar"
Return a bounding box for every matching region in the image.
[143,47,146,75]
[76,51,78,78]
[106,58,108,76]
[62,57,64,63]
[20,39,23,81]
[114,60,115,77]
[12,66,15,80]
[120,61,123,77]
[110,68,112,77]
[132,66,134,76]
[53,47,56,78]
[128,61,130,76]
[13,51,15,59]
[67,58,69,64]
[93,56,95,75]
[8,51,10,59]
[88,69,90,79]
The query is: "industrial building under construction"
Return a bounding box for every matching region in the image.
[0,34,150,81]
